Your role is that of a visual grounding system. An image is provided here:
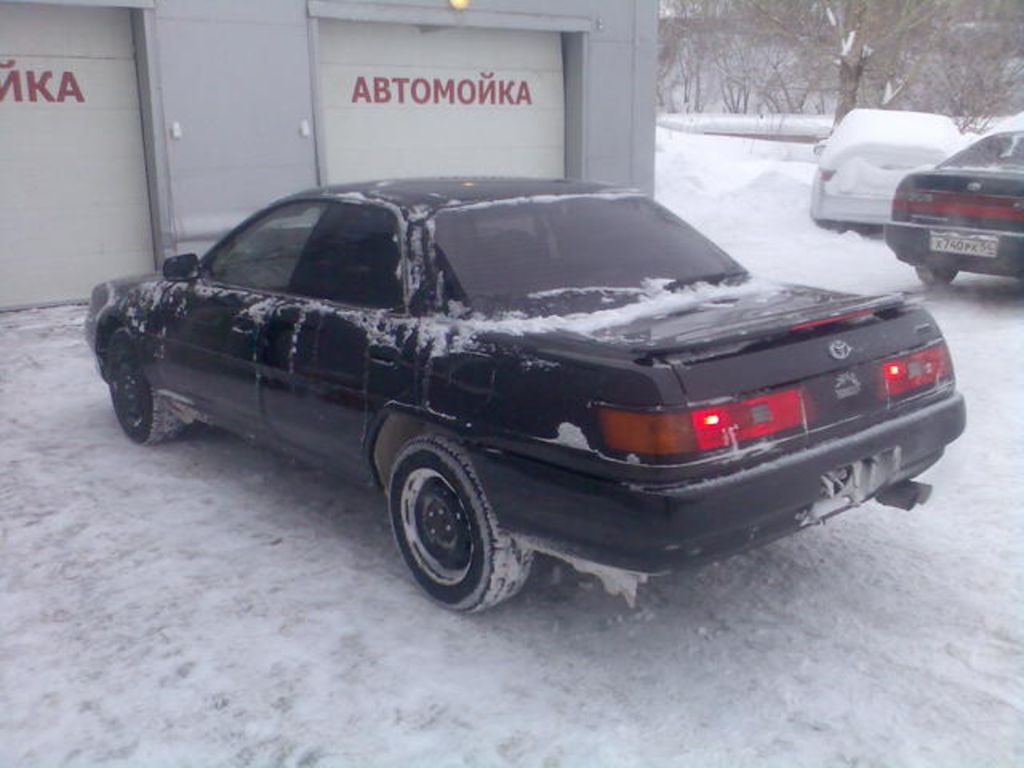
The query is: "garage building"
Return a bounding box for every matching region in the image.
[0,0,657,309]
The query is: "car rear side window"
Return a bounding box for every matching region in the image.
[433,196,742,307]
[207,203,326,291]
[288,202,403,309]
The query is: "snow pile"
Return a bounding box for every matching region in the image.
[832,154,914,197]
[658,112,832,142]
[656,126,915,292]
[818,108,965,170]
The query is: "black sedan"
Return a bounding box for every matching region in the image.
[86,179,965,611]
[886,130,1024,286]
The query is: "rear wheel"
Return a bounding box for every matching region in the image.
[388,436,533,612]
[106,328,184,444]
[915,265,958,287]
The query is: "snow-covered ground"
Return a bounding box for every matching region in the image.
[2,130,1022,767]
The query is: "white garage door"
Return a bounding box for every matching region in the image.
[0,3,153,308]
[318,20,564,184]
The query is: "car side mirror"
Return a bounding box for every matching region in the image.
[162,253,199,281]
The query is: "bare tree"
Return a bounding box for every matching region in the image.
[658,0,1024,127]
[907,0,1024,130]
[659,0,731,113]
[746,0,948,124]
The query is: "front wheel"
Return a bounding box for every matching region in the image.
[915,265,957,287]
[388,436,533,612]
[106,328,184,445]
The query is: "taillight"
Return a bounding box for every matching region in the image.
[880,342,952,398]
[891,181,932,222]
[690,388,805,451]
[597,386,806,459]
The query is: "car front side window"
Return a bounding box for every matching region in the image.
[206,203,326,291]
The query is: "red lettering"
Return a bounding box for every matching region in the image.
[392,77,409,103]
[498,80,514,105]
[26,70,55,103]
[56,71,84,103]
[351,76,371,103]
[0,69,21,102]
[457,79,475,105]
[411,78,430,104]
[478,73,496,104]
[516,81,532,105]
[373,77,391,103]
[349,72,533,107]
[433,78,454,104]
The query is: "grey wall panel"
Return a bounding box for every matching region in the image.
[157,0,305,24]
[562,31,587,181]
[154,0,318,253]
[630,0,658,193]
[584,40,634,184]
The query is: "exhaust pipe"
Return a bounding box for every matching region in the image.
[875,480,933,511]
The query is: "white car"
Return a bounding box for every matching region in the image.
[810,109,964,228]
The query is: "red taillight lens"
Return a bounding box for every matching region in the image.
[597,387,805,458]
[880,343,951,397]
[690,388,805,451]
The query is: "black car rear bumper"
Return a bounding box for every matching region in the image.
[471,393,966,574]
[885,223,1024,278]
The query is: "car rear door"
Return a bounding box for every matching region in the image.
[158,201,327,432]
[258,201,413,477]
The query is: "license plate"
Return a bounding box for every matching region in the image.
[930,231,999,258]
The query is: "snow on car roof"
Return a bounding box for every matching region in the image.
[819,109,964,169]
[284,178,637,214]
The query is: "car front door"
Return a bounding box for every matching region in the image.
[159,201,327,432]
[258,201,414,478]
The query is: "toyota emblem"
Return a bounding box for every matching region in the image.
[828,339,853,360]
[967,181,982,192]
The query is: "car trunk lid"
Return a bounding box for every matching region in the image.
[893,170,1024,233]
[613,284,946,452]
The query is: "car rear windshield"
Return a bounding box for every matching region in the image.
[941,132,1024,170]
[432,195,744,308]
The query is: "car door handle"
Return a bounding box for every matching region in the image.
[369,347,400,367]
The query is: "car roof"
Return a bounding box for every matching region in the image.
[284,177,636,213]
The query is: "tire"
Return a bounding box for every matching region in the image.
[915,265,957,287]
[388,435,533,612]
[106,328,184,445]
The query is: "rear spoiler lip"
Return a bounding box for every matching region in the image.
[632,292,908,358]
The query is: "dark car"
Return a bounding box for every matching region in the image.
[886,130,1024,286]
[86,179,966,611]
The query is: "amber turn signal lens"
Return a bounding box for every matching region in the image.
[596,407,697,456]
